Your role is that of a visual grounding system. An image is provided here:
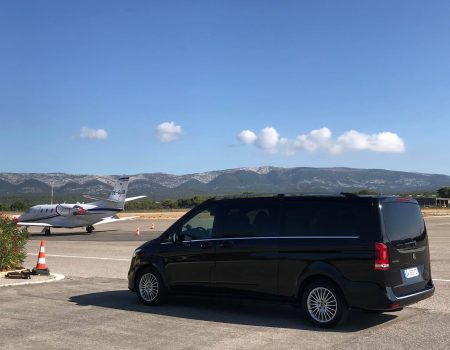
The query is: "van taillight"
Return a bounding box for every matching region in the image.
[375,242,389,271]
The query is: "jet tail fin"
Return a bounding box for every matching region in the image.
[108,176,130,203]
[84,176,130,209]
[85,177,145,209]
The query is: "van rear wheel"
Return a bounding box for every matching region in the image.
[301,279,348,328]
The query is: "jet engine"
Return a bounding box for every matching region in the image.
[72,205,86,216]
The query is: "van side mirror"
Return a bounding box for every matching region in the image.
[170,232,181,243]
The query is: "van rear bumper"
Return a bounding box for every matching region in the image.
[345,280,435,311]
[385,283,435,305]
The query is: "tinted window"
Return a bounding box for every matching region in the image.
[382,202,426,243]
[181,206,216,240]
[283,200,375,237]
[214,200,278,238]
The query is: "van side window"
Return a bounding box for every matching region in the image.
[181,205,216,241]
[214,201,278,238]
[283,200,373,237]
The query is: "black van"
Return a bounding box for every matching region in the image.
[128,195,434,328]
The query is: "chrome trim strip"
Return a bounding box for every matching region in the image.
[160,235,359,244]
[386,286,434,301]
[280,236,359,239]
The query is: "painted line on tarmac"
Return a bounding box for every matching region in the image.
[28,253,129,262]
[434,278,450,282]
[0,273,65,288]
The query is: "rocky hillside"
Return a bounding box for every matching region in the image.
[1,167,449,199]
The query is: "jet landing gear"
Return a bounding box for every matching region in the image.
[86,225,95,234]
[41,227,51,236]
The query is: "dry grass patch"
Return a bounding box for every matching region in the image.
[119,211,188,220]
[422,208,450,217]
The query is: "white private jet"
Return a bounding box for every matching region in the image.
[16,176,146,235]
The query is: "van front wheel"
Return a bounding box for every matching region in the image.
[136,267,167,306]
[301,279,348,328]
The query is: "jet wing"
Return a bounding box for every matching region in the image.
[95,215,140,225]
[17,222,52,227]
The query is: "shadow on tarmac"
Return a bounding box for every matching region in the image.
[30,229,118,237]
[70,290,397,332]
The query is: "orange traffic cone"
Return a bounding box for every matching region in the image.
[32,240,50,276]
[150,223,155,230]
[135,227,141,236]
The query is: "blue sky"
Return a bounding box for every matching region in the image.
[1,1,449,175]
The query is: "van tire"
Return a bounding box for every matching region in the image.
[136,267,167,306]
[301,278,348,328]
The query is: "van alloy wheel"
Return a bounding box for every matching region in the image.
[301,279,347,328]
[307,287,338,323]
[139,272,159,302]
[136,267,167,306]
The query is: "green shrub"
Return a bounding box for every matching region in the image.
[0,213,29,271]
[438,187,450,198]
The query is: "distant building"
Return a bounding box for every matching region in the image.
[414,197,449,207]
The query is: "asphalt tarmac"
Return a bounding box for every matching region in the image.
[1,217,449,349]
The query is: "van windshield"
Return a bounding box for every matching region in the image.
[382,202,426,244]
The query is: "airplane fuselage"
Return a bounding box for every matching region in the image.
[16,176,145,234]
[18,203,122,228]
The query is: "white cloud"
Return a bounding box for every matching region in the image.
[337,130,405,153]
[156,121,183,143]
[238,126,405,155]
[238,130,257,145]
[294,127,333,152]
[257,127,280,152]
[79,127,108,140]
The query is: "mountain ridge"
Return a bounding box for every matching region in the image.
[0,167,449,199]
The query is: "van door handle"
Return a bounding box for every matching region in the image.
[219,241,233,248]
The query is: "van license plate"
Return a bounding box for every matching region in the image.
[404,267,419,279]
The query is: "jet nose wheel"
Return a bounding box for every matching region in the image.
[86,225,94,233]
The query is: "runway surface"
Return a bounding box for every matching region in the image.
[1,217,449,349]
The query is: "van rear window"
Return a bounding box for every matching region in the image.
[382,202,426,243]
